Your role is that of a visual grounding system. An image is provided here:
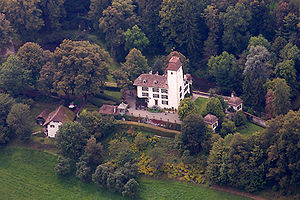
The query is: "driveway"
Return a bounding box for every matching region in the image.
[124,90,181,124]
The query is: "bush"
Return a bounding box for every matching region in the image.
[122,178,139,199]
[233,111,247,127]
[134,132,148,151]
[54,156,71,176]
[76,160,92,182]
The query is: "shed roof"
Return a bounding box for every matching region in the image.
[228,96,243,107]
[99,104,119,115]
[167,56,182,71]
[43,105,75,126]
[133,74,168,89]
[204,114,218,125]
[36,109,50,120]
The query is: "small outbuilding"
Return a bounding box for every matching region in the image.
[118,102,128,115]
[38,105,75,138]
[99,104,119,115]
[204,114,219,131]
[228,92,243,112]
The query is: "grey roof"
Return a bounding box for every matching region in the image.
[133,74,168,89]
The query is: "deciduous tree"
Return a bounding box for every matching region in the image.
[177,98,196,121]
[124,25,149,51]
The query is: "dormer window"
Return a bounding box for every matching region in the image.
[143,79,147,83]
[154,80,158,84]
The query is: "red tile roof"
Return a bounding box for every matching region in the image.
[99,104,119,115]
[167,56,182,71]
[43,105,75,126]
[204,114,218,125]
[228,97,243,107]
[133,74,168,88]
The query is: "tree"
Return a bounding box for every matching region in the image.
[274,59,298,96]
[122,178,139,199]
[151,56,165,75]
[55,156,71,176]
[220,3,251,55]
[243,46,271,112]
[279,43,300,61]
[0,93,15,144]
[181,114,210,154]
[264,110,300,194]
[76,158,92,182]
[280,13,299,44]
[233,111,247,127]
[204,97,225,120]
[202,4,220,60]
[206,137,230,185]
[247,34,271,51]
[135,0,163,54]
[99,0,138,58]
[77,110,116,140]
[49,40,110,97]
[159,0,202,57]
[0,0,44,37]
[266,78,291,116]
[265,89,275,120]
[121,48,150,82]
[124,25,149,51]
[177,98,196,121]
[16,42,45,87]
[0,55,30,97]
[88,0,110,30]
[208,51,243,95]
[220,120,236,138]
[0,13,15,53]
[6,103,32,141]
[84,136,105,169]
[40,0,66,31]
[56,121,89,161]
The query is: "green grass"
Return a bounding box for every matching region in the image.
[237,122,264,137]
[104,90,122,100]
[0,146,249,200]
[194,97,209,115]
[138,178,249,200]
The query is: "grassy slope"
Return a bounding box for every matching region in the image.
[0,146,249,200]
[237,122,264,137]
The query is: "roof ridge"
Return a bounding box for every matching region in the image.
[43,105,64,126]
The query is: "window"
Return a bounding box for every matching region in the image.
[184,86,188,92]
[152,88,159,93]
[179,86,182,91]
[161,89,168,94]
[153,94,159,98]
[171,72,173,75]
[142,87,148,91]
[50,125,55,128]
[180,92,182,98]
[162,100,168,105]
[142,92,149,97]
[161,95,168,99]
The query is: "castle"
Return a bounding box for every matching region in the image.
[134,56,192,110]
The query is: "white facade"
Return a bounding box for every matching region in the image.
[47,121,62,138]
[135,64,191,110]
[232,104,243,112]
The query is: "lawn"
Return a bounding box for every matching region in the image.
[237,122,264,137]
[194,97,209,115]
[0,146,249,200]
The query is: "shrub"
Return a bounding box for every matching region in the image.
[54,156,71,176]
[122,178,139,199]
[233,111,247,127]
[134,132,148,151]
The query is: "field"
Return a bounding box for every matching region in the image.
[0,146,249,200]
[194,97,209,115]
[237,122,264,137]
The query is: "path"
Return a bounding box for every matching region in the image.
[210,185,265,200]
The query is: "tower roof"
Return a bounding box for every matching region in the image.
[167,56,182,71]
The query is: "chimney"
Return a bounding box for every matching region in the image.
[231,91,235,97]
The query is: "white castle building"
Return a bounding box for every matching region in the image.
[134,56,192,110]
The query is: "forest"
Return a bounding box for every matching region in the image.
[0,0,299,199]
